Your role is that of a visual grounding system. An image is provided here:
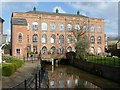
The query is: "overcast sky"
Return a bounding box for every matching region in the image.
[0,0,119,41]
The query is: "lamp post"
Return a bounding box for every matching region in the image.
[0,42,8,63]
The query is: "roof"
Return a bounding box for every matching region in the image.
[26,11,89,18]
[11,18,27,26]
[0,17,4,22]
[107,40,118,45]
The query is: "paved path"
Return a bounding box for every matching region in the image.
[2,61,39,88]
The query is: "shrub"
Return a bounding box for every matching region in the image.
[2,56,24,76]
[2,64,15,76]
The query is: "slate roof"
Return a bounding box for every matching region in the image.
[0,17,4,22]
[26,11,89,18]
[12,18,27,25]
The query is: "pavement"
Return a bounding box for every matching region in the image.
[2,61,40,89]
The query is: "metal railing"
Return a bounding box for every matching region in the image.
[9,61,48,90]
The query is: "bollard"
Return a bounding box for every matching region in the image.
[24,80,27,90]
[35,74,37,90]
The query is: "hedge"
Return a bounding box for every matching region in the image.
[2,56,24,76]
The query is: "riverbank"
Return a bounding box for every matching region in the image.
[71,60,120,83]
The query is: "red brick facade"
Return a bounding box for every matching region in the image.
[11,10,105,59]
[0,17,4,34]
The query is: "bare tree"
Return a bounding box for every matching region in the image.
[72,25,90,60]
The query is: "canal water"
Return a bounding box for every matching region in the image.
[46,64,120,89]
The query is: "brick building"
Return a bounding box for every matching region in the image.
[0,17,4,34]
[11,8,105,59]
[0,17,7,46]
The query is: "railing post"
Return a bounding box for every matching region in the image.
[119,58,120,66]
[35,74,37,90]
[114,58,115,66]
[104,57,106,65]
[24,80,27,90]
[39,70,41,88]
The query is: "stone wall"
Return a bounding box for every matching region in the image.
[71,60,120,83]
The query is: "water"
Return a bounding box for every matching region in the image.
[46,64,120,89]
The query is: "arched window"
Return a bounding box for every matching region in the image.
[83,25,87,32]
[51,34,56,43]
[98,26,102,33]
[32,22,38,30]
[90,25,94,32]
[90,47,94,55]
[41,22,47,31]
[59,23,64,31]
[58,47,65,54]
[97,47,102,55]
[50,22,56,31]
[67,35,72,44]
[42,34,47,43]
[18,33,22,43]
[32,34,38,43]
[42,46,47,54]
[59,35,64,44]
[75,24,80,32]
[67,47,72,52]
[51,46,56,54]
[67,24,72,32]
[90,36,95,44]
[97,36,102,44]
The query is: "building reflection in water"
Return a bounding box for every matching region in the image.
[48,72,102,89]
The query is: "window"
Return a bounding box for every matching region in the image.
[41,22,47,31]
[42,46,47,54]
[27,35,29,43]
[27,45,31,51]
[32,34,38,43]
[33,46,37,53]
[67,47,72,52]
[59,35,64,44]
[59,80,65,88]
[59,23,64,31]
[67,35,72,44]
[97,36,102,44]
[50,80,55,88]
[75,24,80,32]
[32,22,38,30]
[51,34,56,43]
[67,80,72,88]
[27,23,29,30]
[67,24,72,32]
[90,47,94,55]
[51,46,56,54]
[16,49,20,54]
[50,22,56,31]
[83,25,87,32]
[90,36,95,44]
[18,33,22,43]
[58,47,65,54]
[42,34,47,43]
[98,26,102,33]
[90,25,94,32]
[97,47,102,55]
